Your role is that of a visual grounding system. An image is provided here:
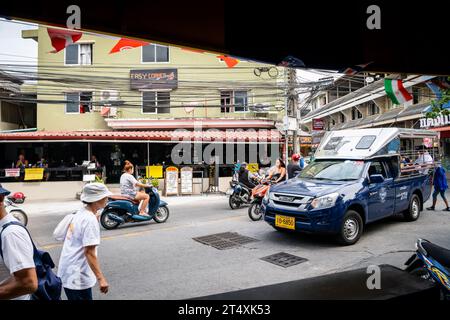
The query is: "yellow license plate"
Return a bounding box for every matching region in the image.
[275,215,295,230]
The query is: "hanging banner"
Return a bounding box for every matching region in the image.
[146,166,163,179]
[24,168,44,181]
[180,167,193,194]
[247,163,259,174]
[4,168,21,177]
[165,167,179,196]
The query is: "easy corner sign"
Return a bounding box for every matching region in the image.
[313,118,325,131]
[130,69,178,90]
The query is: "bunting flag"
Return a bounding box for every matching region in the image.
[426,81,443,101]
[217,55,239,68]
[47,27,82,53]
[109,38,150,54]
[101,106,111,116]
[384,79,413,105]
[339,62,373,76]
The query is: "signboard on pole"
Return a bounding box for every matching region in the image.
[165,166,179,196]
[312,118,325,131]
[24,168,44,181]
[180,167,193,195]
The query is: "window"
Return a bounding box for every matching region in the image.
[340,113,345,123]
[142,44,169,63]
[351,107,362,120]
[368,161,387,178]
[356,136,376,149]
[65,92,93,113]
[331,119,336,126]
[220,91,248,113]
[369,102,380,115]
[142,91,170,114]
[65,44,93,65]
[413,87,420,104]
[1,101,21,124]
[319,95,327,107]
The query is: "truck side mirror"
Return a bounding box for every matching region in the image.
[369,174,385,184]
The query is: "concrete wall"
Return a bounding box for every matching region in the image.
[3,177,232,201]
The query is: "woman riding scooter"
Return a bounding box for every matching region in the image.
[120,160,152,217]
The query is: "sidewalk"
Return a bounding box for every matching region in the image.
[19,194,227,217]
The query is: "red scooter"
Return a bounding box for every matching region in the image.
[248,179,273,221]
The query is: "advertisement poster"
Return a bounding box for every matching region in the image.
[165,167,179,196]
[180,167,193,194]
[24,168,44,181]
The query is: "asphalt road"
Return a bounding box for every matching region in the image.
[2,194,450,300]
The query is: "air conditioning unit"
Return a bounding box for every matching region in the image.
[100,90,119,102]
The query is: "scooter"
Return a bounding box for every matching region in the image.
[226,177,254,210]
[405,238,450,299]
[100,186,169,230]
[248,179,273,221]
[4,192,28,226]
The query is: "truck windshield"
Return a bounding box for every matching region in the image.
[297,160,365,181]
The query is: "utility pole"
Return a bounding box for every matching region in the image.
[284,67,297,179]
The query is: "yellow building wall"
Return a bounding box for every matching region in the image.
[34,26,285,130]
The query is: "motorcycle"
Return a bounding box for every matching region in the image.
[405,238,450,299]
[248,179,273,221]
[4,192,28,226]
[226,177,255,210]
[100,186,169,230]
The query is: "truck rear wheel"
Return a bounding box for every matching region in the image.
[337,210,363,246]
[403,194,421,221]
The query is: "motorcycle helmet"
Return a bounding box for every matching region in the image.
[9,192,26,204]
[292,154,301,162]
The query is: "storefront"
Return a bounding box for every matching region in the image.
[0,129,283,183]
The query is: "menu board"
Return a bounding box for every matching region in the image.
[180,167,193,194]
[165,167,179,196]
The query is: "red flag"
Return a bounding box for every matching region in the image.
[217,55,239,68]
[109,38,150,54]
[101,106,111,116]
[47,28,82,53]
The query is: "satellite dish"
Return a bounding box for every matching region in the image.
[365,76,375,83]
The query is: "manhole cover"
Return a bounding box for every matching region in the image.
[261,252,308,268]
[193,232,259,250]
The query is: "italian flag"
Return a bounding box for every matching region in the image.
[384,79,413,105]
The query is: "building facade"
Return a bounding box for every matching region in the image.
[0,26,288,183]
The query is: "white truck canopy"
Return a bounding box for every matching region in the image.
[314,128,438,160]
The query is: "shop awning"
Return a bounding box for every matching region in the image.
[0,130,283,143]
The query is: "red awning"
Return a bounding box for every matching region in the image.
[0,130,282,142]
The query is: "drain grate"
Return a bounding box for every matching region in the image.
[260,252,308,268]
[193,232,259,250]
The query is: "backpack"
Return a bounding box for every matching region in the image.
[0,221,62,300]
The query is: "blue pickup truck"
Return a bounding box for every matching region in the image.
[262,128,438,245]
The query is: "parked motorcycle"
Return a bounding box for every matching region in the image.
[5,192,28,226]
[100,186,169,230]
[248,179,273,221]
[226,178,255,210]
[405,238,450,299]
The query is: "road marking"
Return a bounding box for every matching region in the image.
[41,214,245,250]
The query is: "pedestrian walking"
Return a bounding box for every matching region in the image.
[0,184,38,300]
[58,183,112,300]
[427,165,450,211]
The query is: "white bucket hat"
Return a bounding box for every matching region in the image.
[80,183,112,203]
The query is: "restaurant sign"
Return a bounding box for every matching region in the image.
[312,118,325,131]
[130,69,178,90]
[419,114,450,128]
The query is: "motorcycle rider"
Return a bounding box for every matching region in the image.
[238,163,257,190]
[287,154,302,179]
[120,160,152,217]
[267,158,287,183]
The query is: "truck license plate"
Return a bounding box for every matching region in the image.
[275,215,295,230]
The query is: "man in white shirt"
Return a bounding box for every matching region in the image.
[415,149,434,174]
[0,184,37,300]
[58,183,112,300]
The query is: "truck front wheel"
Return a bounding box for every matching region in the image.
[403,194,421,221]
[337,210,363,246]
